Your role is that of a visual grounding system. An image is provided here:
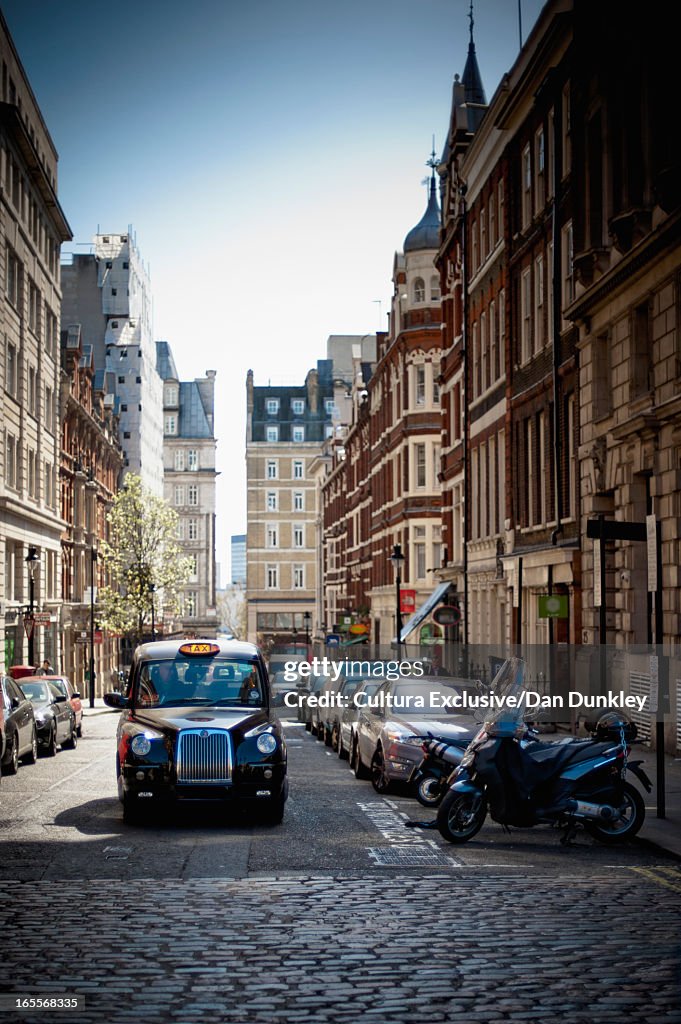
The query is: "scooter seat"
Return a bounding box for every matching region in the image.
[526,738,613,772]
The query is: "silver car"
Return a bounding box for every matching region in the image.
[351,676,478,792]
[338,679,382,760]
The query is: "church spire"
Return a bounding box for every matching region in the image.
[462,1,487,107]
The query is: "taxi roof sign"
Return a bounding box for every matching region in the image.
[179,642,220,656]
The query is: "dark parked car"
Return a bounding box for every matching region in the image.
[0,676,38,773]
[19,679,77,756]
[43,676,83,736]
[104,638,288,825]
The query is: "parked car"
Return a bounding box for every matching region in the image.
[0,676,38,773]
[103,638,288,824]
[18,679,77,756]
[43,675,83,736]
[270,670,299,708]
[313,676,365,748]
[299,672,332,729]
[338,679,383,760]
[352,676,478,792]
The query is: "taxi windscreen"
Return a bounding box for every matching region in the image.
[135,658,265,708]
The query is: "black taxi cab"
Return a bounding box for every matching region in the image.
[104,639,288,824]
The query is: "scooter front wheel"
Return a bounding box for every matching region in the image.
[415,773,445,808]
[437,790,486,844]
[584,781,645,844]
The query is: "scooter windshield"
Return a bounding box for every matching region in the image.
[483,657,529,737]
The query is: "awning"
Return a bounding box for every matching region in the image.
[398,582,453,643]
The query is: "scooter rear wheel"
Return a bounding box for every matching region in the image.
[415,774,445,808]
[437,790,486,844]
[584,781,645,844]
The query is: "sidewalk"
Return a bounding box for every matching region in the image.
[82,702,681,859]
[635,748,681,859]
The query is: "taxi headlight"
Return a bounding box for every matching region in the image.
[256,733,277,754]
[131,735,152,756]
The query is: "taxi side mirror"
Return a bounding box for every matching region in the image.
[104,692,130,709]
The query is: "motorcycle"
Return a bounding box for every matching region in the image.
[413,724,545,808]
[412,736,472,807]
[436,657,651,845]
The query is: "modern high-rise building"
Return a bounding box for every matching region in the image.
[61,231,164,495]
[231,534,246,586]
[156,341,218,636]
[1,12,72,669]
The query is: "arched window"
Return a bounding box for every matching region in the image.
[413,277,425,302]
[430,276,441,301]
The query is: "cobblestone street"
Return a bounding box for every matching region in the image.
[2,711,680,1023]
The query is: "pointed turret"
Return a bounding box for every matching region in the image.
[439,2,488,169]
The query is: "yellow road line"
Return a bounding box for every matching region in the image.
[629,866,681,894]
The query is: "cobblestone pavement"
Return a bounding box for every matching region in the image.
[2,711,680,1023]
[4,869,681,1024]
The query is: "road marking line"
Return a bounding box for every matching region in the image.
[629,866,681,895]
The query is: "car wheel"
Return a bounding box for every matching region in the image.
[42,725,58,757]
[370,748,391,794]
[62,721,78,750]
[351,737,370,780]
[338,729,349,761]
[122,792,142,825]
[304,718,312,732]
[324,725,332,747]
[258,792,286,825]
[76,718,83,738]
[4,733,20,775]
[24,727,38,765]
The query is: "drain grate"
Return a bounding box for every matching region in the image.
[367,845,454,866]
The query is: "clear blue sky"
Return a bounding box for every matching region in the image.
[1,0,545,578]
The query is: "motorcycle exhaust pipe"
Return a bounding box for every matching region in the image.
[565,798,617,821]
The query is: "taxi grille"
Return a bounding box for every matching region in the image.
[176,729,232,784]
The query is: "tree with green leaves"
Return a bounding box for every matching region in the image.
[98,474,192,642]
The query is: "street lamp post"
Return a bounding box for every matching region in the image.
[89,548,97,708]
[25,547,39,665]
[303,611,311,649]
[149,583,157,641]
[390,543,405,653]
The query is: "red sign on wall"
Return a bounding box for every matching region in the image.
[400,589,416,614]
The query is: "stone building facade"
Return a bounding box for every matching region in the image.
[157,341,218,638]
[246,362,334,651]
[1,13,72,669]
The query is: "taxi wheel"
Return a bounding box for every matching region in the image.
[122,792,143,825]
[259,793,285,825]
